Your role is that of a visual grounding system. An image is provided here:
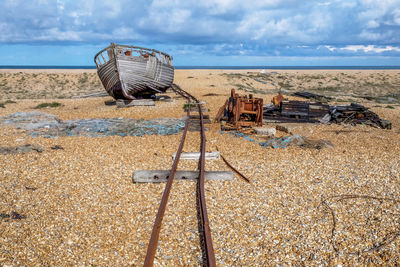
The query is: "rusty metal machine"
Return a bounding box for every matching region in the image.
[216,89,263,128]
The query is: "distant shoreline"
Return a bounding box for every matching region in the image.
[1,65,400,70]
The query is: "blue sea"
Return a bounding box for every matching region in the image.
[0,65,400,70]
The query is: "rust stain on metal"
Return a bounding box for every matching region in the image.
[216,89,263,129]
[272,92,285,106]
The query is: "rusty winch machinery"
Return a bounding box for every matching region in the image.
[216,89,263,128]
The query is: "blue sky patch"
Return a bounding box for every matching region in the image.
[0,0,399,66]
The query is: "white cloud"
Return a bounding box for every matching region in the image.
[0,0,399,58]
[347,45,400,53]
[324,45,336,52]
[317,2,331,6]
[358,30,388,41]
[326,45,400,53]
[392,9,400,25]
[366,20,379,28]
[338,1,357,8]
[103,1,121,18]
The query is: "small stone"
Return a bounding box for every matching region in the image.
[253,127,276,137]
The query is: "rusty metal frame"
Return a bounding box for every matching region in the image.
[227,89,263,128]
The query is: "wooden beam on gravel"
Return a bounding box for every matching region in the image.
[116,99,155,107]
[71,92,109,98]
[133,170,233,183]
[172,151,220,160]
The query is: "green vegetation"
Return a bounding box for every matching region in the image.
[0,99,17,108]
[78,76,88,84]
[306,75,324,80]
[203,93,220,96]
[314,86,342,92]
[361,93,400,104]
[183,103,197,109]
[78,73,89,84]
[363,81,378,86]
[385,105,395,109]
[221,73,246,80]
[278,82,294,89]
[233,83,267,94]
[34,102,62,109]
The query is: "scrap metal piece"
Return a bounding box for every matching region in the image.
[214,99,228,122]
[293,91,333,101]
[272,92,285,106]
[225,89,263,129]
[217,147,251,183]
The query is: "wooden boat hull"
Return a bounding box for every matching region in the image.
[94,43,174,100]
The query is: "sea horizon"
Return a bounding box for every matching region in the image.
[1,65,400,70]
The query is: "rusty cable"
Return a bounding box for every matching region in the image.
[216,146,250,183]
[321,194,400,256]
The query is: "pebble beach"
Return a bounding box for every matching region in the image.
[1,69,400,265]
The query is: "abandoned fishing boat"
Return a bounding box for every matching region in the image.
[94,43,174,99]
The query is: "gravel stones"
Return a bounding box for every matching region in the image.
[1,69,400,265]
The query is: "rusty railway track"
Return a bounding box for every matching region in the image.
[143,84,216,267]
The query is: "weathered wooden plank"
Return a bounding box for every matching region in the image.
[188,126,210,132]
[189,115,210,119]
[188,118,212,124]
[116,99,155,107]
[133,170,233,183]
[184,107,208,112]
[71,92,109,98]
[172,151,220,160]
[214,99,228,122]
[186,101,207,105]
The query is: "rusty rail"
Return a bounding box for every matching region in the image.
[143,84,216,267]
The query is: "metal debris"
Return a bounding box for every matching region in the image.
[11,212,26,220]
[217,148,251,183]
[1,212,27,220]
[215,89,263,129]
[264,94,391,129]
[0,144,43,154]
[293,91,333,102]
[263,100,330,123]
[329,103,392,129]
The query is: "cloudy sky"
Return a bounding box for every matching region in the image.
[0,0,400,66]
